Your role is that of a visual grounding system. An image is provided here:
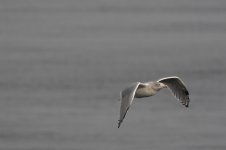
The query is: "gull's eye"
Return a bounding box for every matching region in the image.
[155,83,160,87]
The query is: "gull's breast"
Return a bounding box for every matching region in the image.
[135,86,156,98]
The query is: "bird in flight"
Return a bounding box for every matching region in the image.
[118,76,190,128]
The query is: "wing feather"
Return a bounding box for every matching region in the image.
[157,76,190,107]
[118,82,141,128]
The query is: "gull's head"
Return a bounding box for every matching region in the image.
[152,82,167,91]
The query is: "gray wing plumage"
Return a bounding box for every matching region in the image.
[118,82,141,128]
[157,76,190,107]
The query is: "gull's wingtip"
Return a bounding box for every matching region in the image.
[185,101,190,108]
[118,120,122,128]
[183,98,189,108]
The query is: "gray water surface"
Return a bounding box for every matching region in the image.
[0,0,226,150]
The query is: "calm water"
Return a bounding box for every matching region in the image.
[0,0,226,150]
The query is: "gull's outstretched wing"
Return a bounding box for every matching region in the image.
[157,76,190,107]
[118,82,141,128]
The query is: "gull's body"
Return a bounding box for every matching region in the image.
[118,76,190,128]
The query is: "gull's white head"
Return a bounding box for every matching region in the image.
[152,82,167,91]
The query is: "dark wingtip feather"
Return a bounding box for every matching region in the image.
[185,97,190,108]
[118,120,122,128]
[185,90,189,95]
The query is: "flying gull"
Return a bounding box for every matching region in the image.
[118,76,189,128]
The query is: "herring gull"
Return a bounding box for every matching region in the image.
[118,76,190,128]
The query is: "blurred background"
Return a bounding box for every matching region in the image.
[0,0,226,150]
